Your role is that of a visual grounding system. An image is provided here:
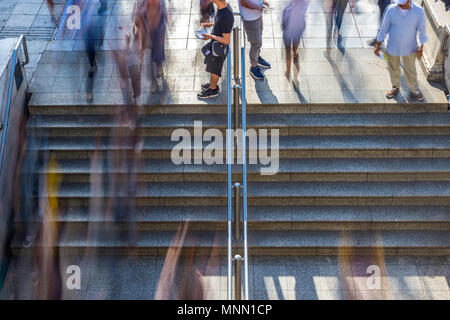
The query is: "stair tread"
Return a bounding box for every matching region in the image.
[29,113,450,128]
[17,206,450,223]
[11,230,450,248]
[49,181,450,197]
[32,135,450,151]
[41,158,450,174]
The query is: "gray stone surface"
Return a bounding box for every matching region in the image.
[1,0,444,105]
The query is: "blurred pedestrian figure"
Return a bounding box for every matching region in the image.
[368,0,393,46]
[98,0,109,16]
[142,0,168,93]
[325,0,356,52]
[46,0,57,24]
[112,15,145,105]
[83,1,106,103]
[375,0,427,101]
[200,0,215,23]
[282,0,308,88]
[239,0,271,80]
[197,0,234,99]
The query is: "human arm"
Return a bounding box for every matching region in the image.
[240,0,264,10]
[416,9,428,55]
[374,9,391,55]
[202,32,231,45]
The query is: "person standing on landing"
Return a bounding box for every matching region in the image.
[375,0,427,101]
[238,0,271,80]
[197,0,234,99]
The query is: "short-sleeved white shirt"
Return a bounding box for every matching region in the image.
[238,0,263,21]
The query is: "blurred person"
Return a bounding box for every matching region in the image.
[368,0,394,47]
[142,0,168,93]
[374,0,427,101]
[197,0,234,99]
[98,0,109,16]
[325,0,356,52]
[282,0,308,88]
[46,0,57,24]
[112,16,145,106]
[83,1,107,103]
[200,0,215,23]
[33,155,63,300]
[239,0,271,80]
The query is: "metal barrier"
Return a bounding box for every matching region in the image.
[226,12,249,301]
[0,35,29,169]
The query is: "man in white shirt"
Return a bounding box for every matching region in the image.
[239,0,271,80]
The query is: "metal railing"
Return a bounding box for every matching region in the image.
[0,35,29,169]
[226,12,249,300]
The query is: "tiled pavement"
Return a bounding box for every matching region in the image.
[1,0,447,104]
[0,0,449,301]
[1,254,449,300]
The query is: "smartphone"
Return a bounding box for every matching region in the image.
[195,28,207,40]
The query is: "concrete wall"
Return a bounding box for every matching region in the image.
[0,38,29,269]
[419,0,450,88]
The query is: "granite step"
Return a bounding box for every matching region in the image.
[41,158,450,182]
[13,205,450,231]
[29,113,450,136]
[32,135,450,159]
[27,101,448,115]
[10,229,450,256]
[44,181,450,206]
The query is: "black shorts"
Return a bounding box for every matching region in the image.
[205,54,226,77]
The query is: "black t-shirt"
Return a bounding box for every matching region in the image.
[212,4,234,37]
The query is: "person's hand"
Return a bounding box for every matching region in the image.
[202,34,212,40]
[263,1,270,7]
[374,45,381,57]
[415,46,423,59]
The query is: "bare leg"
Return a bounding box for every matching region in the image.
[285,46,292,79]
[293,45,300,79]
[209,73,219,90]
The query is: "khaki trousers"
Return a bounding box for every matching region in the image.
[387,53,418,92]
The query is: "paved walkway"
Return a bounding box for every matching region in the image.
[0,0,448,105]
[1,254,449,299]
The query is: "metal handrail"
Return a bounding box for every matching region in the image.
[226,43,233,300]
[239,19,249,301]
[15,35,30,67]
[226,11,249,301]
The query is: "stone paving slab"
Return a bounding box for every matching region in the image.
[1,0,446,104]
[1,254,448,299]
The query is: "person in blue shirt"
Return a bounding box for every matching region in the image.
[375,0,428,101]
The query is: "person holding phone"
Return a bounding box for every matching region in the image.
[197,0,234,99]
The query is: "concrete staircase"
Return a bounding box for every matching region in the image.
[12,102,450,257]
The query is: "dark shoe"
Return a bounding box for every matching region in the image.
[257,56,271,69]
[202,83,220,92]
[386,86,400,99]
[367,38,377,47]
[409,90,424,101]
[250,66,264,80]
[198,87,219,99]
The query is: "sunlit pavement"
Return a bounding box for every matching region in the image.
[0,0,447,105]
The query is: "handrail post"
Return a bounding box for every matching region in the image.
[233,183,241,241]
[234,255,242,300]
[233,27,240,83]
[233,85,240,130]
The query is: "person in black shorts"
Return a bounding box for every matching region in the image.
[197,0,234,99]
